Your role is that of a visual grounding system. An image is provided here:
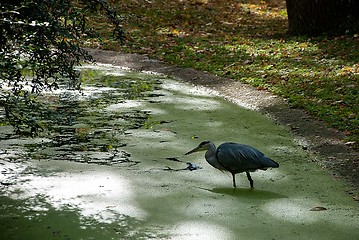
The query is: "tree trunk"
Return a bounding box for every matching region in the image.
[286,0,359,35]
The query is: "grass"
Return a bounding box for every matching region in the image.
[85,0,359,149]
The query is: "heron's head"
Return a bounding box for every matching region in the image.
[185,141,212,155]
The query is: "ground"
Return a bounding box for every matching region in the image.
[86,48,359,199]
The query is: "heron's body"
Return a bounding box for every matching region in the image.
[185,141,279,188]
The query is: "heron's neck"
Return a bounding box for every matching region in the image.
[204,142,224,170]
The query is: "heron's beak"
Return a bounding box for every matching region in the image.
[185,147,200,155]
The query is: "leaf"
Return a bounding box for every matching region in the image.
[172,29,180,35]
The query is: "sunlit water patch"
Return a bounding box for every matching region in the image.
[161,79,216,97]
[263,198,323,224]
[170,221,234,240]
[10,168,145,221]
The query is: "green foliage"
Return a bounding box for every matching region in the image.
[0,0,123,136]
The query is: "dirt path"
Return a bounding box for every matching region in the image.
[86,48,359,197]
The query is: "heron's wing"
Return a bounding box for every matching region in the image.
[216,142,278,173]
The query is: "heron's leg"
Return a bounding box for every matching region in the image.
[246,172,254,189]
[231,173,237,188]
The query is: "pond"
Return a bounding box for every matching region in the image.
[0,64,358,239]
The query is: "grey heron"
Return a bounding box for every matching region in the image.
[185,141,279,188]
